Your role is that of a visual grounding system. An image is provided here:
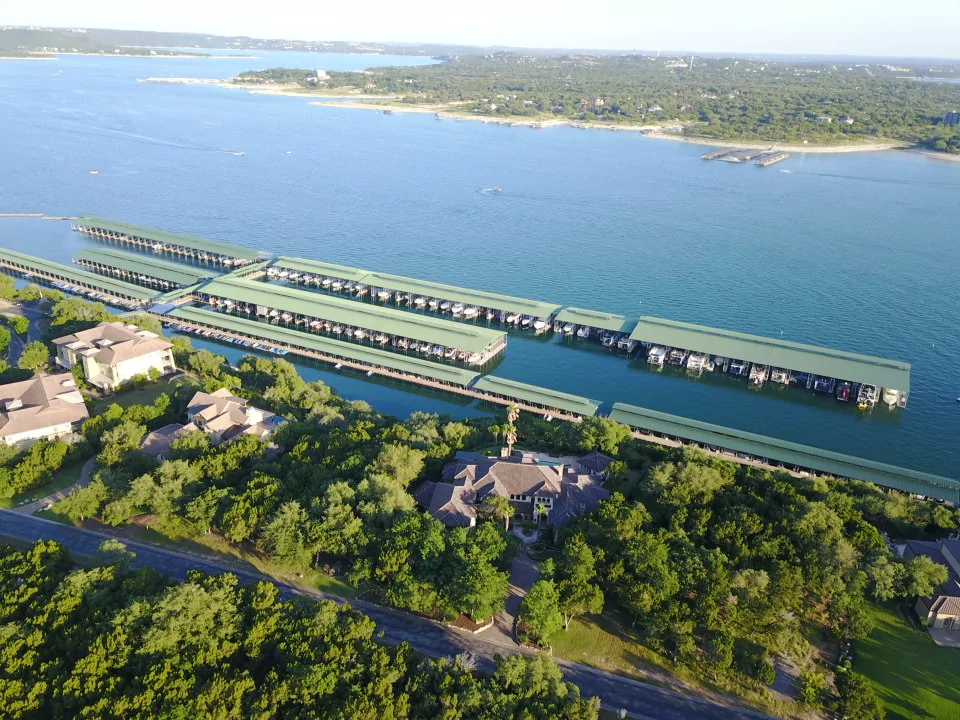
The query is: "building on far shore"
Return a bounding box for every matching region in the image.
[415,450,611,528]
[53,322,175,392]
[902,538,960,636]
[0,374,89,448]
[186,388,285,445]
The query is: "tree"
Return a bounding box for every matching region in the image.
[519,578,564,642]
[866,555,904,601]
[368,443,425,487]
[260,501,313,567]
[53,479,110,523]
[483,495,515,531]
[6,315,29,336]
[0,274,15,301]
[900,555,949,598]
[148,366,161,383]
[835,669,886,720]
[798,669,827,707]
[18,341,49,374]
[0,326,10,355]
[556,535,604,630]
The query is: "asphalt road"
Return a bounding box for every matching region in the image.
[1,303,45,364]
[0,510,774,720]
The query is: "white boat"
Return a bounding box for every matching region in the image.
[440,301,452,311]
[463,307,479,318]
[533,319,547,331]
[444,347,457,359]
[451,303,464,314]
[618,338,637,353]
[377,289,391,299]
[687,352,708,372]
[563,323,575,335]
[576,326,591,338]
[467,352,482,364]
[428,299,440,309]
[882,388,900,406]
[433,345,443,356]
[554,320,565,333]
[506,313,519,324]
[647,346,666,366]
[322,278,333,287]
[331,280,344,290]
[486,310,496,321]
[332,324,344,334]
[602,334,616,347]
[354,329,367,339]
[414,297,427,307]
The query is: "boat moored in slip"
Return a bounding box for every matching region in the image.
[813,376,836,394]
[667,348,689,366]
[533,319,548,332]
[770,367,792,385]
[647,346,667,366]
[563,323,575,335]
[728,359,750,377]
[687,352,708,373]
[618,337,637,353]
[882,387,901,407]
[748,363,770,386]
[554,320,565,333]
[836,381,852,402]
[857,383,879,410]
[576,326,591,339]
[602,333,616,348]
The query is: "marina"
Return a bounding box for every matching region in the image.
[629,316,911,408]
[72,216,269,268]
[267,256,561,331]
[74,247,221,290]
[755,151,790,167]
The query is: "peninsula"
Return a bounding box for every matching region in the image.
[231,56,960,153]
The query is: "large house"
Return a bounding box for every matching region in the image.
[903,538,960,632]
[0,374,89,447]
[415,450,611,528]
[185,388,285,445]
[53,322,175,392]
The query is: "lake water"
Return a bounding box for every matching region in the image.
[1,52,958,476]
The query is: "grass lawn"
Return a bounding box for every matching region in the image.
[857,602,960,720]
[87,377,193,415]
[0,460,87,510]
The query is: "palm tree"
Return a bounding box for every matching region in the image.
[483,495,515,531]
[506,404,520,426]
[504,424,517,457]
[489,423,502,444]
[535,502,549,525]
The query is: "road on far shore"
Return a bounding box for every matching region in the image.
[0,510,774,720]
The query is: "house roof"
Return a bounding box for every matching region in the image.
[905,539,960,610]
[578,450,614,475]
[140,422,190,457]
[0,373,89,439]
[186,389,279,443]
[53,322,172,365]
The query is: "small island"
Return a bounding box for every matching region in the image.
[230,56,960,155]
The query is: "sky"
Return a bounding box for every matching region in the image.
[7,0,960,58]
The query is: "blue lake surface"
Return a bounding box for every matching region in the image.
[1,52,958,475]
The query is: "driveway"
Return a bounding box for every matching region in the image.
[489,550,540,642]
[1,302,46,364]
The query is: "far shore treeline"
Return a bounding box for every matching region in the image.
[235,55,960,153]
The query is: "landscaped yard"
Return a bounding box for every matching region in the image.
[0,459,86,510]
[857,602,960,720]
[87,376,194,415]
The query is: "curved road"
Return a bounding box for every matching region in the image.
[0,510,773,720]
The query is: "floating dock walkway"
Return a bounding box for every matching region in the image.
[755,151,790,167]
[73,216,268,268]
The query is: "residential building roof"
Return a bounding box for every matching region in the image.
[628,316,910,391]
[578,450,615,475]
[140,422,196,457]
[0,374,89,439]
[905,539,960,614]
[53,322,172,365]
[186,388,281,443]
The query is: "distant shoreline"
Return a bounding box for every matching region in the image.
[0,55,55,61]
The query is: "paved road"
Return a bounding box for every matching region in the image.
[1,303,45,364]
[0,510,774,720]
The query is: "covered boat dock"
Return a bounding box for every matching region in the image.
[553,307,638,347]
[628,316,910,406]
[168,306,481,388]
[73,216,267,267]
[74,247,220,290]
[0,248,158,307]
[268,256,561,329]
[609,402,957,502]
[198,276,508,365]
[472,375,600,418]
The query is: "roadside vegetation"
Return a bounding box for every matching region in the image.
[2,294,958,719]
[236,55,960,151]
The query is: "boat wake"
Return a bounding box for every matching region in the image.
[780,169,793,174]
[51,120,244,156]
[477,187,504,195]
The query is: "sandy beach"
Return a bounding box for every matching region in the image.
[642,131,909,154]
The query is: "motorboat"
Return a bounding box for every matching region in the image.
[576,326,591,338]
[836,382,852,402]
[602,334,616,347]
[647,346,666,365]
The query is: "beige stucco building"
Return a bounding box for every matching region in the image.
[53,322,175,392]
[0,374,89,447]
[904,539,960,631]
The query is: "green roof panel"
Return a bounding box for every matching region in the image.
[201,276,506,353]
[609,402,957,502]
[273,257,369,282]
[629,316,910,391]
[169,306,480,386]
[0,248,158,301]
[472,375,599,416]
[554,307,637,334]
[77,216,265,261]
[75,248,218,287]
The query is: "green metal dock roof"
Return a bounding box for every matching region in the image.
[609,402,958,502]
[201,277,506,353]
[554,307,637,334]
[75,248,218,287]
[628,316,910,391]
[270,256,561,318]
[76,216,265,261]
[472,376,600,416]
[273,257,369,282]
[0,248,158,301]
[169,306,481,387]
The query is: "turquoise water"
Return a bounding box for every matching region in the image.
[1,52,958,476]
